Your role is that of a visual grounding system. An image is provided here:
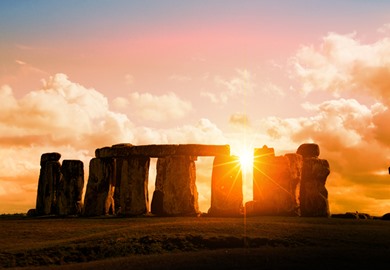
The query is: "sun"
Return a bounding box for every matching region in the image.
[238,148,254,172]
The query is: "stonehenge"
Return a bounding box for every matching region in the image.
[208,155,243,216]
[36,153,84,216]
[34,143,331,218]
[36,152,62,215]
[151,155,199,216]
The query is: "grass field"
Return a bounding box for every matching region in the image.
[1,215,390,269]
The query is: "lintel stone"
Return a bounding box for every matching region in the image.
[95,144,230,158]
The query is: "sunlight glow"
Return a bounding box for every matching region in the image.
[238,148,254,173]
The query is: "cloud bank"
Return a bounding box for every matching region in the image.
[0,74,225,213]
[2,29,390,216]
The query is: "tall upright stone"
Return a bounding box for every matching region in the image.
[151,155,199,216]
[83,158,116,216]
[285,153,303,215]
[253,146,275,205]
[57,160,84,216]
[114,156,150,216]
[36,152,61,216]
[249,146,303,216]
[297,143,330,217]
[208,155,243,216]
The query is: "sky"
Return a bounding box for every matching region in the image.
[1,0,390,215]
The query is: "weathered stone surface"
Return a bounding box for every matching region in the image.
[252,153,295,216]
[83,158,116,216]
[114,156,150,216]
[253,145,275,160]
[208,155,243,216]
[57,160,84,216]
[285,153,303,215]
[27,208,36,217]
[40,152,61,166]
[252,145,275,205]
[36,153,61,216]
[96,144,230,158]
[300,157,330,217]
[297,143,320,158]
[151,156,199,216]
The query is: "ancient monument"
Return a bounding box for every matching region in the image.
[208,155,243,216]
[84,144,231,217]
[36,153,84,216]
[34,143,331,218]
[247,143,330,217]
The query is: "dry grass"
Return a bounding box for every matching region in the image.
[1,215,390,269]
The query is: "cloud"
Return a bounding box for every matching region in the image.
[255,97,390,215]
[229,112,250,129]
[201,69,255,104]
[124,74,134,85]
[265,30,390,215]
[114,91,192,122]
[0,74,226,213]
[0,73,134,149]
[0,74,137,212]
[291,32,390,102]
[377,23,390,34]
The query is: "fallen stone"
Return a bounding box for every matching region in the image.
[26,208,36,217]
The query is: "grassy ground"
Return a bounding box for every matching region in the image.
[1,215,390,269]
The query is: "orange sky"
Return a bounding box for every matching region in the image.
[1,1,390,215]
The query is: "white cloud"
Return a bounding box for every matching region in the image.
[377,23,390,34]
[124,91,192,122]
[201,69,255,104]
[229,112,250,129]
[124,74,134,85]
[291,32,390,102]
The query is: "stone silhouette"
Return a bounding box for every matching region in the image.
[298,143,330,217]
[208,155,243,216]
[250,146,302,216]
[86,144,229,217]
[36,152,61,215]
[114,156,150,216]
[151,155,199,216]
[57,160,84,216]
[34,142,330,218]
[83,158,116,216]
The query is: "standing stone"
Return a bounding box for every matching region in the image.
[285,153,303,215]
[83,158,116,216]
[36,153,61,216]
[297,143,320,158]
[252,149,293,215]
[57,160,84,216]
[297,143,330,217]
[252,146,275,206]
[250,146,303,216]
[114,156,150,216]
[208,155,243,216]
[151,156,199,216]
[299,157,330,217]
